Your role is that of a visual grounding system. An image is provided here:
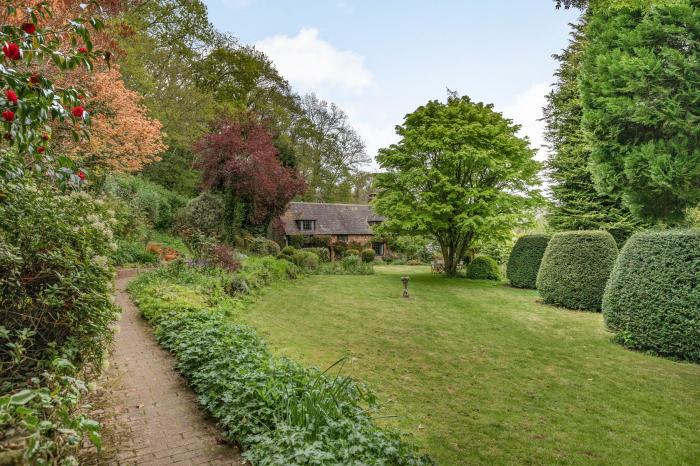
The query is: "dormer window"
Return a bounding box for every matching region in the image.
[297,219,315,231]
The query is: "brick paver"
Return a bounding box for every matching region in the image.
[85,269,244,465]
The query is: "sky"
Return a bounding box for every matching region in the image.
[202,0,581,167]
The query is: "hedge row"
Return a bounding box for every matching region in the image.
[507,234,550,289]
[129,265,429,464]
[537,230,618,311]
[603,230,700,362]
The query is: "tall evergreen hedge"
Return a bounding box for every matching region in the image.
[603,230,700,362]
[536,230,618,311]
[506,234,551,289]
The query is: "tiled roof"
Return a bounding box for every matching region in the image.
[280,202,384,235]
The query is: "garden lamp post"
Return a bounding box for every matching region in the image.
[401,276,410,298]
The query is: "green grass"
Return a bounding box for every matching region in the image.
[239,265,700,465]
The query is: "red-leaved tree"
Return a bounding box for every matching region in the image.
[195,118,305,236]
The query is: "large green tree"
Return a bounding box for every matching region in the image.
[374,94,542,275]
[543,16,643,243]
[580,1,700,223]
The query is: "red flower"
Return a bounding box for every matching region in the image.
[3,43,21,60]
[41,133,49,141]
[71,106,84,118]
[5,90,17,104]
[37,146,45,153]
[78,170,86,181]
[2,110,15,122]
[4,132,12,140]
[21,23,36,34]
[78,47,88,53]
[28,73,40,85]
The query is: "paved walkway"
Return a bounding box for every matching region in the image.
[85,269,244,465]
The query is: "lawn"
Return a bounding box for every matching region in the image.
[239,265,700,465]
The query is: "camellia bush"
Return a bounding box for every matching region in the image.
[603,230,700,362]
[466,255,501,280]
[536,230,618,311]
[507,234,551,289]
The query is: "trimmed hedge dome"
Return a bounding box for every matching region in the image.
[603,230,700,362]
[536,230,618,311]
[466,256,501,280]
[506,234,551,289]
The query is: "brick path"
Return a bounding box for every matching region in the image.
[84,269,244,465]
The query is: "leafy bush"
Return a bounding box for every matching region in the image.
[361,248,375,263]
[506,234,551,289]
[287,235,307,249]
[278,246,297,262]
[104,174,186,230]
[128,267,430,465]
[603,230,700,362]
[537,230,618,311]
[466,256,501,280]
[292,251,320,272]
[0,180,116,461]
[346,248,360,257]
[0,182,119,375]
[211,244,242,273]
[406,259,422,266]
[175,191,225,238]
[320,255,374,275]
[304,247,330,262]
[245,236,281,257]
[332,240,348,256]
[113,239,159,265]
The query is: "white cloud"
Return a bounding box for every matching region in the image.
[255,27,373,93]
[501,83,550,161]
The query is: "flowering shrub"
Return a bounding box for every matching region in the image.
[0,0,108,183]
[0,177,117,461]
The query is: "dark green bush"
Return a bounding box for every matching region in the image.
[506,234,551,289]
[287,235,307,249]
[318,255,375,275]
[361,248,375,263]
[537,230,618,311]
[175,192,225,238]
[332,240,348,256]
[603,230,700,362]
[346,248,360,257]
[0,179,115,461]
[466,256,501,280]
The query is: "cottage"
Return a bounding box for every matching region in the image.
[280,202,389,259]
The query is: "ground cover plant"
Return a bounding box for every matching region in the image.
[128,262,433,465]
[239,265,700,465]
[537,230,617,311]
[506,234,550,289]
[603,230,700,362]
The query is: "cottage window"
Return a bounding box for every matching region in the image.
[337,234,348,242]
[372,242,384,256]
[297,219,315,231]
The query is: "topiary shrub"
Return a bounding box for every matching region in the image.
[603,230,700,362]
[345,248,360,257]
[506,234,551,289]
[537,230,618,311]
[466,256,501,280]
[360,248,375,263]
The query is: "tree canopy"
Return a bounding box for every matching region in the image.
[373,94,542,275]
[580,1,700,223]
